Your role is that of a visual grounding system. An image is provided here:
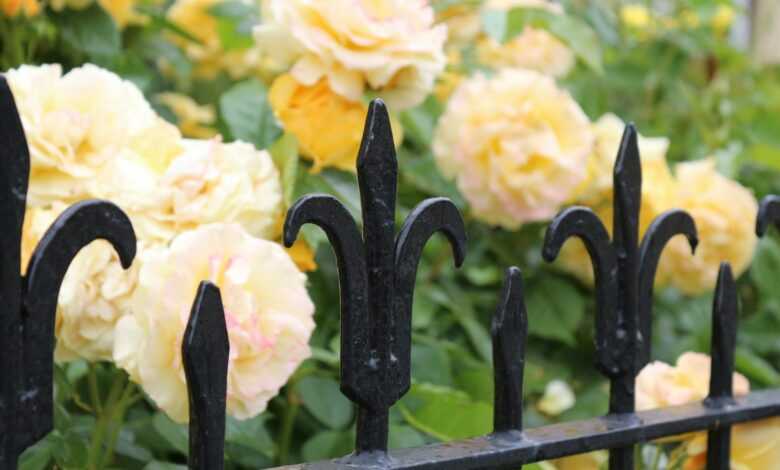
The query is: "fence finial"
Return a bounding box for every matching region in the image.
[491,267,526,434]
[544,123,699,469]
[283,99,466,457]
[183,281,229,470]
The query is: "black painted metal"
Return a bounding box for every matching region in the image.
[0,80,779,470]
[284,99,466,458]
[704,263,738,470]
[183,282,229,470]
[542,126,698,469]
[0,76,137,469]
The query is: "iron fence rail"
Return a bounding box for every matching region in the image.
[2,76,780,470]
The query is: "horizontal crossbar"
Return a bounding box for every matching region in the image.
[276,388,780,470]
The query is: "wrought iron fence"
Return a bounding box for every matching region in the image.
[1,76,780,470]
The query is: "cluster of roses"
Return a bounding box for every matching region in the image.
[6,63,315,423]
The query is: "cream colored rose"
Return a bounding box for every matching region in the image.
[114,223,315,422]
[56,240,147,362]
[156,92,217,139]
[477,0,574,77]
[433,68,593,229]
[156,138,283,240]
[682,418,780,470]
[635,352,749,411]
[167,0,262,79]
[255,0,447,110]
[556,114,676,285]
[4,64,181,206]
[662,159,758,295]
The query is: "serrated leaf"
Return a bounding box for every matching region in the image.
[219,79,281,148]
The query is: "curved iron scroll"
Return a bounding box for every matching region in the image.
[637,210,698,368]
[0,77,137,468]
[283,99,466,456]
[543,206,619,377]
[757,195,780,237]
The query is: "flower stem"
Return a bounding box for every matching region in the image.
[277,388,300,466]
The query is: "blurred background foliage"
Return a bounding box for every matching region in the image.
[4,0,780,468]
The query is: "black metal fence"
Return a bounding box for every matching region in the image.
[1,76,780,470]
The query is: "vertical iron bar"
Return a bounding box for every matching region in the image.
[491,267,526,434]
[0,76,29,470]
[182,282,229,470]
[609,125,642,470]
[704,264,738,470]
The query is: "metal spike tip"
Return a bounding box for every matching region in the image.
[356,98,396,171]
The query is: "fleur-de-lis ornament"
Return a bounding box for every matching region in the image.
[284,99,467,458]
[0,77,137,469]
[542,125,698,469]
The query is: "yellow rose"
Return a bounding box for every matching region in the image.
[1,0,39,16]
[156,92,217,139]
[662,159,758,295]
[5,64,181,206]
[269,74,402,172]
[114,223,315,422]
[636,352,749,411]
[434,68,592,229]
[167,0,262,79]
[682,418,780,470]
[477,0,574,77]
[255,0,447,110]
[621,4,651,29]
[556,114,675,285]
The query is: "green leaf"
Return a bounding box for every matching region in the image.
[399,384,491,441]
[301,430,353,461]
[736,347,780,386]
[152,413,188,454]
[143,463,188,470]
[52,430,89,469]
[388,425,426,450]
[19,435,55,470]
[219,79,281,148]
[225,414,275,457]
[411,343,453,386]
[269,133,300,206]
[296,376,354,429]
[751,236,780,301]
[526,275,585,346]
[481,7,603,72]
[54,3,120,62]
